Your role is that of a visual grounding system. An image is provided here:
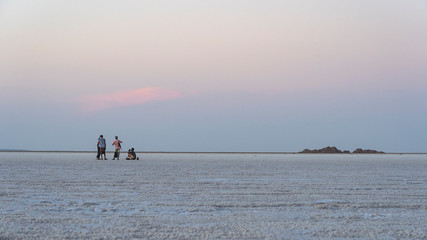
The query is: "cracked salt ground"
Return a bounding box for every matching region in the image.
[0,152,426,239]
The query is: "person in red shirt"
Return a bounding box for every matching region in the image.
[112,136,123,160]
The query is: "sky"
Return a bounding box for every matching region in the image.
[1,0,426,152]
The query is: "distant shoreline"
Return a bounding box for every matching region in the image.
[0,150,426,155]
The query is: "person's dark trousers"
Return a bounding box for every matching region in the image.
[113,150,120,160]
[96,146,100,159]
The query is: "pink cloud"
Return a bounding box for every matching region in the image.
[76,87,182,114]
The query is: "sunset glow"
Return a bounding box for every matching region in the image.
[77,87,182,114]
[1,1,426,152]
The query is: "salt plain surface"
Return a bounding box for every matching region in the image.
[0,152,426,239]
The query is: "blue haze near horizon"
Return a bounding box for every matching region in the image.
[0,1,426,152]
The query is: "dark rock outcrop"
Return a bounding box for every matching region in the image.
[352,148,384,154]
[299,146,384,154]
[299,146,348,154]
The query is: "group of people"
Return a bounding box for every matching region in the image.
[96,135,139,160]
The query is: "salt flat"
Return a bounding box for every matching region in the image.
[0,152,426,239]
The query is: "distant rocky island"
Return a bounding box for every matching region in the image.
[299,146,384,154]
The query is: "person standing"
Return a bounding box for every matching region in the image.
[96,140,100,160]
[112,136,123,160]
[98,135,107,160]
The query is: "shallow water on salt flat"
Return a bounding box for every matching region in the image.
[0,152,426,239]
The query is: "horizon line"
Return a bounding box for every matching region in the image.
[1,150,426,155]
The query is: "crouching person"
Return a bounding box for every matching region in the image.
[126,148,139,160]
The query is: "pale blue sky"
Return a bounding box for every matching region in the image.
[1,1,426,152]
